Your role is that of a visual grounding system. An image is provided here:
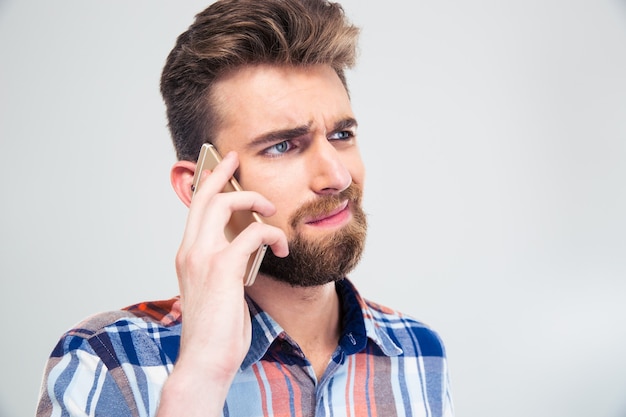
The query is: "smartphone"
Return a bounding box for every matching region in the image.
[192,143,267,286]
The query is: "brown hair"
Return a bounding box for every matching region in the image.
[160,0,360,161]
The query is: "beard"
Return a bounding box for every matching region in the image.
[258,183,367,287]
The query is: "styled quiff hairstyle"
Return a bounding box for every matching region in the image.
[160,0,360,161]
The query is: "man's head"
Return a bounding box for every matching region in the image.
[165,0,367,287]
[160,0,360,162]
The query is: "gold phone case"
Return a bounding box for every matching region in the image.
[192,143,267,286]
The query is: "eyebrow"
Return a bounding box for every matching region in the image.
[249,117,358,149]
[249,124,312,148]
[332,117,358,134]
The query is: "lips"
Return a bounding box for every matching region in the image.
[304,200,349,224]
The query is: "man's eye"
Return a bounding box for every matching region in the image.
[329,130,354,141]
[266,141,292,155]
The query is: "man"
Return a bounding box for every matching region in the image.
[36,0,454,416]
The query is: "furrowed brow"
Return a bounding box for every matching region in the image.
[332,117,358,133]
[250,124,312,148]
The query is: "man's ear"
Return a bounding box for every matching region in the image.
[171,160,198,207]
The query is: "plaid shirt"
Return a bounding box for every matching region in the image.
[36,279,454,416]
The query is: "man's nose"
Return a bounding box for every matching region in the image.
[306,139,352,195]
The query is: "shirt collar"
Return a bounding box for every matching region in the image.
[240,278,402,370]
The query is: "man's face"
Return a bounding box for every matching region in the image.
[211,64,366,286]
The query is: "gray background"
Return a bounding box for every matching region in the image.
[1,1,625,416]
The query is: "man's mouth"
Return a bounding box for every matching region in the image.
[304,200,350,225]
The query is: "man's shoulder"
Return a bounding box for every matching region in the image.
[63,296,182,341]
[49,297,182,366]
[363,298,421,323]
[363,298,447,358]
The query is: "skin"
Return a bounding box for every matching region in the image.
[158,64,365,416]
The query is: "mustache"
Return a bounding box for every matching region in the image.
[289,183,363,228]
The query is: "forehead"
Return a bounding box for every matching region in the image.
[211,64,353,146]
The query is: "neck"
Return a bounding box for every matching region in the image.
[246,275,342,379]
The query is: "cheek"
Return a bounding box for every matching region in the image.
[261,196,299,240]
[254,176,300,227]
[347,154,366,186]
[247,160,306,203]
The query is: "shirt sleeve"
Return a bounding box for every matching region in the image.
[35,332,154,417]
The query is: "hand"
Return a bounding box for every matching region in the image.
[157,151,288,416]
